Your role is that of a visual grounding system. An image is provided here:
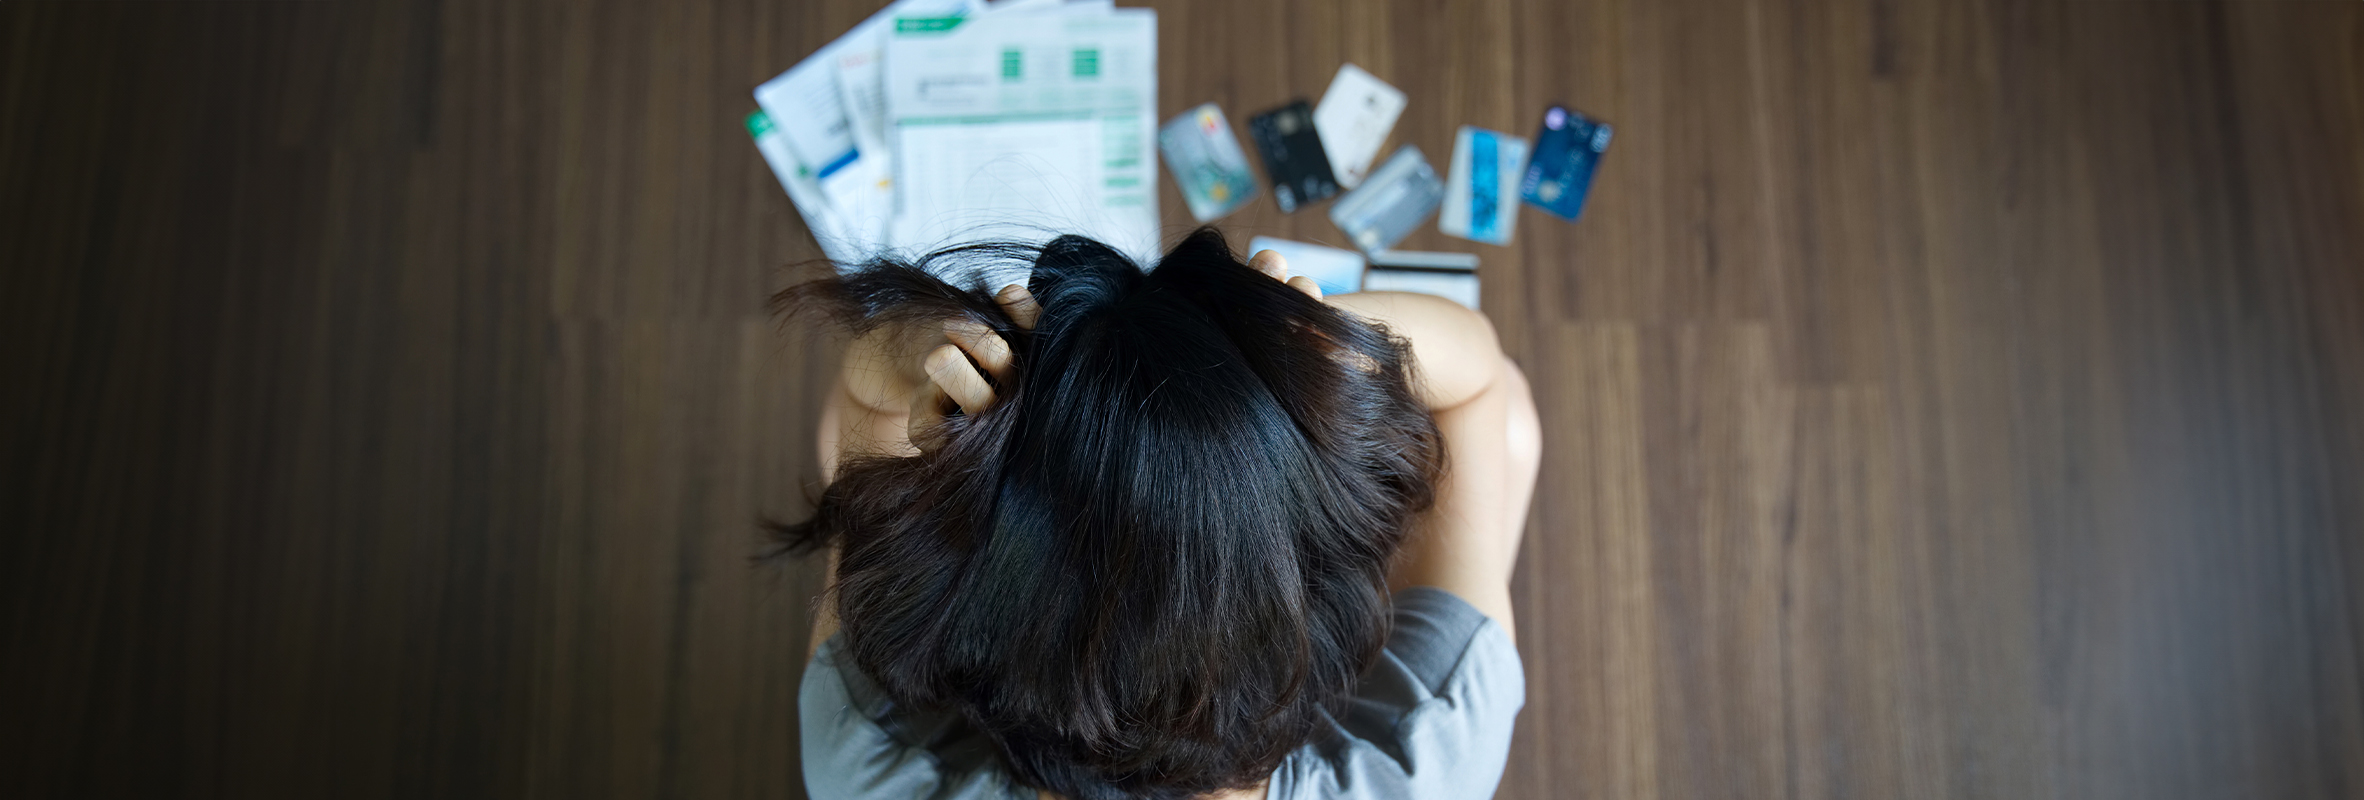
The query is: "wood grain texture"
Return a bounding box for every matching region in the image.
[3,1,2359,798]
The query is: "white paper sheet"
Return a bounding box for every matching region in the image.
[753,0,980,257]
[748,111,862,267]
[884,7,1160,265]
[833,46,890,161]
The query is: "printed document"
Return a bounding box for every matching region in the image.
[884,7,1160,263]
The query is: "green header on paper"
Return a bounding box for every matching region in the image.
[744,110,774,139]
[894,16,965,34]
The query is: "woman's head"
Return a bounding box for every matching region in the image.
[773,228,1444,800]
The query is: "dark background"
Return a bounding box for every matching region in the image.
[4,1,2361,798]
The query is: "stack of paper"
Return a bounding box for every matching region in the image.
[750,0,1159,273]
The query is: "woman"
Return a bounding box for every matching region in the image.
[775,229,1540,799]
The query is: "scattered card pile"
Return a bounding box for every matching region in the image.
[752,17,1613,310]
[1209,66,1611,310]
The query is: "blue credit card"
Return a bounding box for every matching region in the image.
[1441,126,1528,245]
[1471,132,1504,239]
[1519,105,1611,221]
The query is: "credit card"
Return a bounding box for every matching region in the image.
[1312,64,1407,189]
[1520,105,1612,221]
[1369,249,1478,271]
[1159,103,1259,222]
[1248,100,1339,214]
[1329,144,1444,255]
[1440,126,1528,245]
[1363,267,1479,310]
[1247,236,1364,295]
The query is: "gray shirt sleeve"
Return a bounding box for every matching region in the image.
[1269,587,1527,800]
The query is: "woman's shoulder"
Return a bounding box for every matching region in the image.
[1324,291,1501,410]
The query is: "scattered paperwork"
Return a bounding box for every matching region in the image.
[751,0,1158,273]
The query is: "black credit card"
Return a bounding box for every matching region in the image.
[1248,100,1339,214]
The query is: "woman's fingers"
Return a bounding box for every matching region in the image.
[922,342,997,414]
[906,381,951,450]
[995,284,1041,330]
[908,341,994,451]
[944,319,1015,384]
[1249,249,1289,281]
[1251,250,1323,299]
[904,314,1020,451]
[1286,275,1323,300]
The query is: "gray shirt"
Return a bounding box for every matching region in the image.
[799,587,1525,799]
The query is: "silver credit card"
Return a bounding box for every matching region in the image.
[1328,144,1443,254]
[1159,103,1259,222]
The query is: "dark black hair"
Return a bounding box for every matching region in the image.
[770,228,1445,800]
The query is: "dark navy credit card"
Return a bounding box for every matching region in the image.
[1249,100,1340,214]
[1519,105,1611,221]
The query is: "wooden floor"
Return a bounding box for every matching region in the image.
[5,1,2361,798]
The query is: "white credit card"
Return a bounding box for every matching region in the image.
[1362,267,1479,310]
[1440,126,1529,245]
[1312,64,1406,189]
[1247,236,1365,296]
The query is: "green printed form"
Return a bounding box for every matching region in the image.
[883,7,1160,262]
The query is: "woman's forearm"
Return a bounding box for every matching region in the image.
[822,365,919,486]
[1328,291,1524,632]
[1387,364,1520,636]
[811,353,910,660]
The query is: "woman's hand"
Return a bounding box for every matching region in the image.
[1247,249,1328,301]
[825,283,1043,475]
[904,284,1039,447]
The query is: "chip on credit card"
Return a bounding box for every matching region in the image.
[1159,104,1259,222]
[1520,105,1612,222]
[1248,100,1339,214]
[1329,144,1444,255]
